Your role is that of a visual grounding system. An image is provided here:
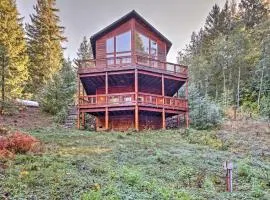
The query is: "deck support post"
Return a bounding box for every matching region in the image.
[135,69,139,131]
[77,75,81,129]
[162,74,166,129]
[82,112,85,129]
[105,108,109,130]
[105,72,109,130]
[77,110,80,129]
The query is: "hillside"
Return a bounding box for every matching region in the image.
[0,119,269,199]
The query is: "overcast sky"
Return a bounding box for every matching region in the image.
[17,0,229,63]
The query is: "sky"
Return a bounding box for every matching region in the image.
[17,0,229,63]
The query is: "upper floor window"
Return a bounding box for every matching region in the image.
[106,31,131,54]
[116,31,131,52]
[135,32,158,57]
[106,37,114,53]
[150,40,157,56]
[135,32,149,54]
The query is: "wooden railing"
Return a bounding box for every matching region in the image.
[79,92,188,110]
[78,54,188,76]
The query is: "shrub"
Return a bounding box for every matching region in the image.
[189,85,222,130]
[0,136,8,150]
[7,132,40,153]
[0,149,14,159]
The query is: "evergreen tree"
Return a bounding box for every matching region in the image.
[204,4,221,39]
[239,0,268,28]
[75,36,93,67]
[0,0,29,99]
[39,59,76,122]
[26,0,66,93]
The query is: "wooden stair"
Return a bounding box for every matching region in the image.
[64,105,77,128]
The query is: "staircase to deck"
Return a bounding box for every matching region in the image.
[64,105,77,128]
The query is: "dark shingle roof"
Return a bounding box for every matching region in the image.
[90,10,172,58]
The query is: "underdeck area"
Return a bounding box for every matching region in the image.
[82,109,186,131]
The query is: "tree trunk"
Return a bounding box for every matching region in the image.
[223,67,227,107]
[258,65,265,109]
[1,54,5,112]
[237,65,241,109]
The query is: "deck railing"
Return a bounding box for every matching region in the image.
[79,92,187,110]
[78,55,188,76]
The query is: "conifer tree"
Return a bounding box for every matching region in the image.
[77,36,93,60]
[26,0,66,93]
[0,0,29,99]
[239,0,268,28]
[75,36,93,67]
[39,58,76,119]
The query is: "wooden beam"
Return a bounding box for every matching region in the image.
[162,108,166,129]
[105,108,109,130]
[135,69,139,131]
[162,74,166,129]
[77,109,80,129]
[105,72,109,130]
[82,112,85,129]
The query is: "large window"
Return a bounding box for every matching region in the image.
[106,31,131,54]
[106,37,114,53]
[150,40,157,56]
[116,31,131,52]
[135,32,149,54]
[106,31,131,65]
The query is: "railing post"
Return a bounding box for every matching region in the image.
[135,69,139,131]
[105,72,109,130]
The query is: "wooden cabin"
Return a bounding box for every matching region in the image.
[77,10,189,131]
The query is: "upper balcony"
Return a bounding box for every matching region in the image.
[77,54,188,78]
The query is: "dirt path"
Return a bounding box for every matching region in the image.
[0,107,54,130]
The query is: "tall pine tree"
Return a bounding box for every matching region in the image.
[0,0,29,100]
[75,36,93,67]
[26,0,66,93]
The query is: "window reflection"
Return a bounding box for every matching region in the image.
[116,31,131,52]
[135,32,149,54]
[106,37,114,53]
[150,40,157,56]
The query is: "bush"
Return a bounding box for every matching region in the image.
[0,131,40,158]
[189,85,222,129]
[7,132,40,153]
[0,149,14,159]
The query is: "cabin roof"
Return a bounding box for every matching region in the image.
[90,10,172,58]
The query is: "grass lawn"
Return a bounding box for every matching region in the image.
[1,126,270,199]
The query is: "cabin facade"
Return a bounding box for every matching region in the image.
[77,10,189,131]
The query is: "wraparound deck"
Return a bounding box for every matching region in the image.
[78,92,188,112]
[77,54,188,78]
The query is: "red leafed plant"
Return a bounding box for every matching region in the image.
[0,149,15,159]
[0,136,9,150]
[7,132,40,154]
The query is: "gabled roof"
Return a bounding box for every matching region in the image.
[90,10,172,58]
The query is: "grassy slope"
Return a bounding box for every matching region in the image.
[1,125,270,200]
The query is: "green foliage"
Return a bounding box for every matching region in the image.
[39,59,76,121]
[0,0,29,99]
[1,127,269,199]
[26,0,66,93]
[189,85,222,129]
[180,0,270,117]
[122,166,142,186]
